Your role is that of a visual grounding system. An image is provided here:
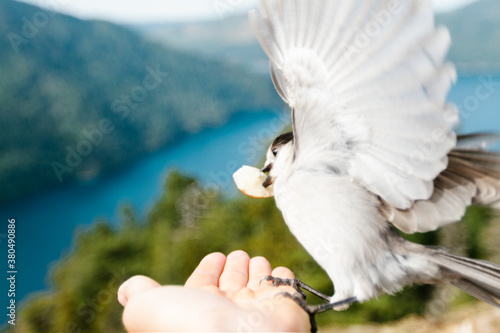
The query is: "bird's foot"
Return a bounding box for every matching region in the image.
[261,276,357,333]
[260,276,330,301]
[277,292,358,333]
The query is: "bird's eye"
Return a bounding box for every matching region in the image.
[272,148,278,156]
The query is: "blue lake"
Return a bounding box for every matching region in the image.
[0,75,499,317]
[0,110,290,312]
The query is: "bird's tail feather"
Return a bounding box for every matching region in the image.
[431,251,500,307]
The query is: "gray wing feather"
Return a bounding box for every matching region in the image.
[455,133,500,150]
[381,135,500,234]
[430,251,500,307]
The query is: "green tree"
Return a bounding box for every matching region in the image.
[12,172,497,332]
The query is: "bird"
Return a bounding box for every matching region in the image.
[232,0,500,331]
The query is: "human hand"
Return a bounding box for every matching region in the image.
[118,250,310,332]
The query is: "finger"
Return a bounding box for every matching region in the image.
[118,275,161,307]
[185,252,226,288]
[271,266,295,280]
[247,256,272,290]
[269,267,298,297]
[218,250,250,292]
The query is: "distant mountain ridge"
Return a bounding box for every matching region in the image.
[0,0,282,203]
[436,0,500,73]
[132,15,270,74]
[134,0,500,74]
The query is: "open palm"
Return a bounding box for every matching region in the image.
[118,251,309,332]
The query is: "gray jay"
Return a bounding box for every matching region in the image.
[233,0,500,330]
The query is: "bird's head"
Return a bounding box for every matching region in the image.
[233,132,294,198]
[261,131,294,188]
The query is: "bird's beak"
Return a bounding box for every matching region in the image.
[262,176,274,188]
[261,163,272,173]
[261,163,274,188]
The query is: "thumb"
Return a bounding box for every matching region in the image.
[118,275,161,307]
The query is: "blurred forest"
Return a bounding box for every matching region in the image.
[0,0,281,203]
[8,171,500,333]
[2,0,500,332]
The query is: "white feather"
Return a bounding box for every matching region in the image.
[251,0,458,209]
[250,0,500,306]
[274,170,410,302]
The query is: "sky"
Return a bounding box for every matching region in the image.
[17,0,479,24]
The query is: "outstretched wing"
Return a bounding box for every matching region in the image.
[380,134,500,233]
[250,0,458,210]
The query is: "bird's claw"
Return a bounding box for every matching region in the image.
[262,275,358,333]
[276,291,358,333]
[276,291,319,332]
[260,276,307,299]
